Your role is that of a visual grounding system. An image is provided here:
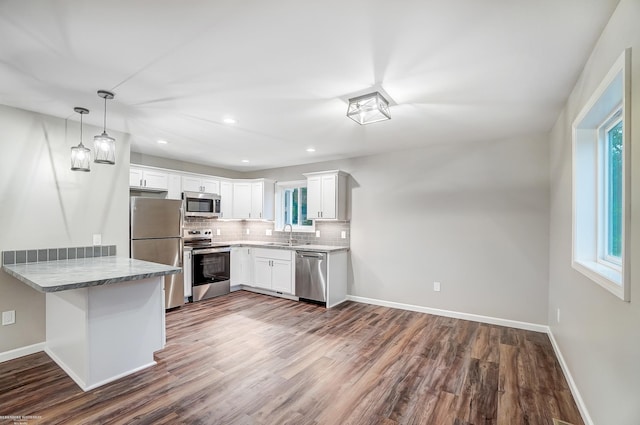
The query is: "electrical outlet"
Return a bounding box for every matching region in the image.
[216,229,221,236]
[92,234,102,245]
[341,231,347,239]
[266,229,272,236]
[2,310,16,326]
[433,281,441,292]
[246,229,250,235]
[315,230,320,238]
[556,308,561,324]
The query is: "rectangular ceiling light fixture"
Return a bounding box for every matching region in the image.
[347,91,391,125]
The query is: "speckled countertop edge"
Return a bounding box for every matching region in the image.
[201,240,349,252]
[2,257,181,293]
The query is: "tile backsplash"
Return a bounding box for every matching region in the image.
[183,218,350,247]
[2,245,117,266]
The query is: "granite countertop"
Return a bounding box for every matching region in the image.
[216,240,349,253]
[2,257,181,293]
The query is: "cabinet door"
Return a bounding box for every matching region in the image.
[182,176,202,192]
[233,183,252,219]
[253,257,272,289]
[129,168,143,187]
[320,174,337,219]
[250,181,264,219]
[219,181,233,219]
[230,248,243,286]
[166,173,182,200]
[143,170,169,190]
[306,176,322,219]
[202,178,220,195]
[271,259,293,294]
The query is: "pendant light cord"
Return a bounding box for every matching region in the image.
[80,112,84,147]
[103,96,107,132]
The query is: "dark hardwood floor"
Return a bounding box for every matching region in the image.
[0,291,583,425]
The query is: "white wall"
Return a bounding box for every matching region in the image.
[249,132,550,325]
[0,105,130,353]
[548,1,640,424]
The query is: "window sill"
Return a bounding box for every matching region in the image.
[572,259,626,301]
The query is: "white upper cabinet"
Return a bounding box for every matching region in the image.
[232,179,274,220]
[232,182,252,219]
[166,173,182,200]
[129,166,169,191]
[219,180,233,219]
[304,170,348,220]
[182,175,220,194]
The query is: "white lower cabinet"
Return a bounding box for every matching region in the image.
[252,248,294,294]
[231,247,253,287]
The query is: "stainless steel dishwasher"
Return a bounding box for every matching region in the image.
[295,251,327,303]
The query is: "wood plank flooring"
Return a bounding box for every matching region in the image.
[0,291,583,425]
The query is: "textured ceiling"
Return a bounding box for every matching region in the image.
[0,0,619,171]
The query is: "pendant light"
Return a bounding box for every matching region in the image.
[71,107,91,172]
[94,90,116,164]
[346,91,391,125]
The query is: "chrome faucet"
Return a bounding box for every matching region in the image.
[283,224,293,246]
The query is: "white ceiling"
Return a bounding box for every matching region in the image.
[0,0,619,171]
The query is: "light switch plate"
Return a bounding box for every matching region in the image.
[266,229,272,236]
[93,234,102,245]
[315,230,320,238]
[433,282,441,292]
[246,229,250,235]
[2,310,16,326]
[216,229,221,236]
[341,231,347,239]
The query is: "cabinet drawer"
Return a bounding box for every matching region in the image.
[253,248,294,261]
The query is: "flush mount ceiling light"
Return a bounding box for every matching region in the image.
[223,117,237,124]
[93,90,116,165]
[71,107,91,172]
[346,91,391,125]
[157,139,168,144]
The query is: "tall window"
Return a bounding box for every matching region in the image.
[602,117,622,263]
[276,181,314,231]
[572,48,629,301]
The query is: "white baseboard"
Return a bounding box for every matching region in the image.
[0,342,45,363]
[547,329,594,425]
[345,295,548,332]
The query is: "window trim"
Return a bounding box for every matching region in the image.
[571,48,631,302]
[275,180,315,233]
[599,113,623,268]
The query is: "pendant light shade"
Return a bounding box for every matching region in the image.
[71,107,91,172]
[94,90,116,165]
[346,91,391,125]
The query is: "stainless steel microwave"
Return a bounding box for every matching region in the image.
[182,191,221,218]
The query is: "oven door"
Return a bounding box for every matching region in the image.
[191,248,230,301]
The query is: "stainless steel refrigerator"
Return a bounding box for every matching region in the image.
[130,197,184,309]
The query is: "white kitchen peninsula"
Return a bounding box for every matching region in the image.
[2,256,180,392]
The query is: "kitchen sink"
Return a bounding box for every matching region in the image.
[264,241,312,247]
[264,242,295,247]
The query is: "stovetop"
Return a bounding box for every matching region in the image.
[183,228,230,249]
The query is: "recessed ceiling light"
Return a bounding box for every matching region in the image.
[241,159,250,163]
[306,148,316,153]
[223,117,237,124]
[157,140,168,144]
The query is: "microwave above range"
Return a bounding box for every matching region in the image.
[183,191,221,218]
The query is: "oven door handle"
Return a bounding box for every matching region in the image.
[192,247,232,254]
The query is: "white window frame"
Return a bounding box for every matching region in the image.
[275,180,315,233]
[598,112,623,268]
[572,48,631,301]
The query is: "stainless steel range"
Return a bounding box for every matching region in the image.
[183,229,231,302]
